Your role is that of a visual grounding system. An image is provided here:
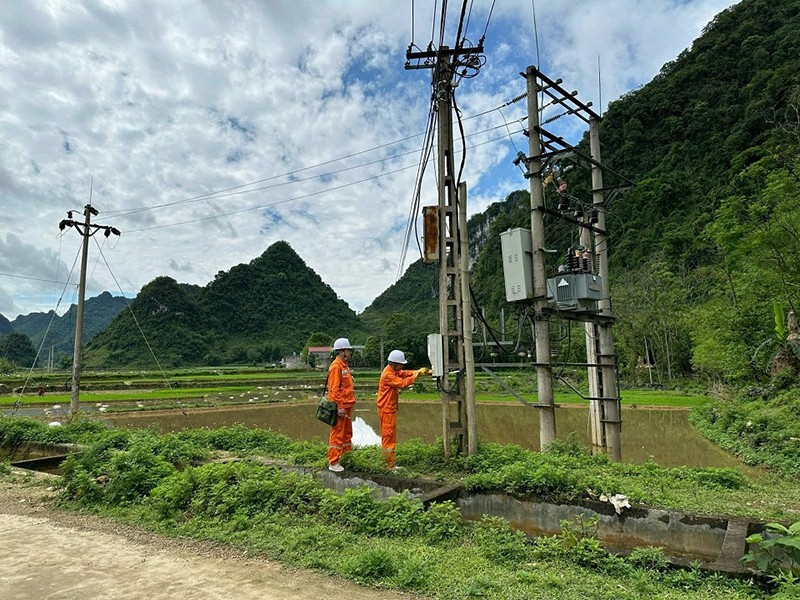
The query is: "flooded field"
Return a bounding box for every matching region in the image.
[104,401,744,469]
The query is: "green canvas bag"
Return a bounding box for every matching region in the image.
[315,377,337,426]
[315,398,338,426]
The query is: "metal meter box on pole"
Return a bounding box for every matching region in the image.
[500,228,534,302]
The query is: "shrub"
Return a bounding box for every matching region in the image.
[343,546,398,582]
[628,546,670,572]
[473,515,530,564]
[419,500,464,542]
[742,520,800,577]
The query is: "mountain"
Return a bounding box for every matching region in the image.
[9,292,128,363]
[359,259,439,364]
[200,241,363,344]
[0,313,12,336]
[596,0,800,271]
[369,0,800,384]
[592,0,800,382]
[361,259,439,332]
[83,277,213,367]
[83,241,365,367]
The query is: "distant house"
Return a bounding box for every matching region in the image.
[281,354,302,369]
[307,346,332,368]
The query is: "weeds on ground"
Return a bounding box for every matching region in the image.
[1,416,788,598]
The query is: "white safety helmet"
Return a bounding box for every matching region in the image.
[387,349,407,364]
[333,337,352,352]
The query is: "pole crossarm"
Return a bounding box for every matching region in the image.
[59,220,121,238]
[521,67,601,123]
[405,43,485,70]
[532,126,636,186]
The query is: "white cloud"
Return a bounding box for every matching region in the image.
[0,0,737,321]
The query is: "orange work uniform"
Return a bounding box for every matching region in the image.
[377,365,418,468]
[327,355,356,466]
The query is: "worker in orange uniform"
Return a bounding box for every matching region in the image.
[327,337,356,472]
[377,349,431,471]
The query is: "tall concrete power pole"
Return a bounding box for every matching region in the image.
[406,41,483,457]
[59,205,119,413]
[525,67,558,448]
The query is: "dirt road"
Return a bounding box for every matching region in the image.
[0,472,422,600]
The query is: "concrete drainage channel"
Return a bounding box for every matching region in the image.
[4,443,763,575]
[318,469,761,575]
[5,442,77,475]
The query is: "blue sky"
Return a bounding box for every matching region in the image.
[0,0,738,320]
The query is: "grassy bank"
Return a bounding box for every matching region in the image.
[690,382,800,478]
[3,417,795,599]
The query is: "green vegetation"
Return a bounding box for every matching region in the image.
[2,417,795,598]
[0,332,36,369]
[10,291,128,364]
[743,521,800,584]
[79,241,365,368]
[3,2,800,594]
[3,416,800,523]
[690,382,800,478]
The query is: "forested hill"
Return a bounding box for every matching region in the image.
[595,0,800,382]
[598,0,800,270]
[366,0,800,384]
[10,291,128,361]
[83,241,365,367]
[0,313,11,336]
[359,259,439,365]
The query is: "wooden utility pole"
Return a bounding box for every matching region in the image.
[59,204,119,413]
[525,66,557,448]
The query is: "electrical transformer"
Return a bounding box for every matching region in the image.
[546,272,603,312]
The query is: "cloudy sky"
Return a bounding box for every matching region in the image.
[0,0,738,321]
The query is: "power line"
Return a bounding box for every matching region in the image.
[126,163,418,233]
[103,104,522,222]
[104,131,428,219]
[125,128,525,235]
[0,271,70,285]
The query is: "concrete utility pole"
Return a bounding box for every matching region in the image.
[499,66,627,459]
[458,182,478,455]
[589,117,622,460]
[525,66,558,449]
[406,41,483,457]
[434,50,468,458]
[59,205,120,413]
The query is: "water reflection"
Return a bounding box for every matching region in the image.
[105,401,745,469]
[352,416,381,448]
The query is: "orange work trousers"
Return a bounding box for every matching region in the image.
[379,410,397,468]
[327,406,353,465]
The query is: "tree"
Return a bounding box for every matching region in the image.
[769,305,800,376]
[612,258,692,382]
[0,332,37,368]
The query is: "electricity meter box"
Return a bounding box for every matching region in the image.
[500,228,534,302]
[546,273,604,312]
[427,333,444,377]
